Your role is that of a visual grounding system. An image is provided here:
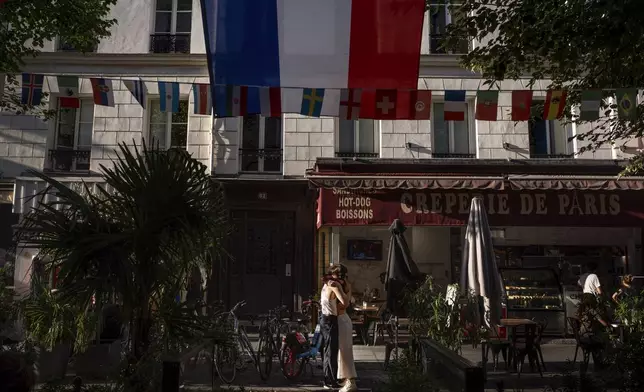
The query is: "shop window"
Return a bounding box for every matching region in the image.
[239,114,283,173]
[151,0,192,53]
[148,99,189,149]
[431,102,475,158]
[48,98,94,172]
[336,119,379,158]
[428,1,471,54]
[529,101,573,158]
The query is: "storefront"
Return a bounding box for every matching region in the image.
[308,158,644,335]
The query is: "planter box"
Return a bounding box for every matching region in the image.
[74,339,122,380]
[35,343,71,382]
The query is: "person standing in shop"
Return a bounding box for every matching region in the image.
[578,262,602,296]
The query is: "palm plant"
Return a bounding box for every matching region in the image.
[15,142,231,385]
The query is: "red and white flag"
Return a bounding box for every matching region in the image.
[339,89,362,120]
[374,90,397,120]
[260,87,282,117]
[408,90,431,119]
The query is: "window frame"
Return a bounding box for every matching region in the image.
[53,97,94,151]
[239,115,284,174]
[154,0,192,36]
[147,97,190,150]
[528,100,574,158]
[430,100,476,157]
[334,119,380,157]
[427,1,471,54]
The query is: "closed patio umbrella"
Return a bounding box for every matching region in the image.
[460,197,503,329]
[385,219,421,317]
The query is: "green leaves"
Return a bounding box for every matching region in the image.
[442,0,644,170]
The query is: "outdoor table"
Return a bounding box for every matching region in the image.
[351,306,379,344]
[481,319,538,379]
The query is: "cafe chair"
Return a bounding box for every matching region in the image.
[484,326,512,371]
[511,324,543,378]
[532,317,548,371]
[567,317,594,372]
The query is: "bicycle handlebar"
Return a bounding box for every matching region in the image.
[230,300,247,315]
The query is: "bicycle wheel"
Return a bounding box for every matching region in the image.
[213,343,237,384]
[256,327,274,381]
[280,344,305,380]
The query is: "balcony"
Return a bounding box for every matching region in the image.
[432,153,476,158]
[150,34,191,54]
[239,148,283,173]
[47,149,91,173]
[530,153,574,159]
[429,33,471,54]
[335,152,379,158]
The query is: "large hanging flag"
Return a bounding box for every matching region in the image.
[374,90,397,120]
[444,90,466,121]
[201,0,425,93]
[407,90,431,120]
[616,88,638,121]
[21,73,44,106]
[339,89,362,120]
[300,88,325,117]
[260,87,282,117]
[57,76,80,108]
[90,78,115,107]
[579,90,602,121]
[475,90,498,121]
[193,83,212,115]
[158,82,180,113]
[123,79,147,109]
[543,90,567,120]
[511,90,533,121]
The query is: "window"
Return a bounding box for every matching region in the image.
[336,120,379,157]
[149,99,189,149]
[431,103,474,157]
[50,98,94,172]
[428,1,470,54]
[529,118,572,158]
[240,115,283,173]
[151,0,192,53]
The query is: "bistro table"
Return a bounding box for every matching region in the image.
[481,318,537,379]
[352,304,380,344]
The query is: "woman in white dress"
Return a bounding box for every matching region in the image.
[330,265,358,392]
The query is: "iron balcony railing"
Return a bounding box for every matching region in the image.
[335,152,379,158]
[149,34,191,54]
[47,149,91,172]
[432,153,476,158]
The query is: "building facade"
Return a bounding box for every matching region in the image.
[2,1,644,318]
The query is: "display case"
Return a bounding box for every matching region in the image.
[500,267,566,336]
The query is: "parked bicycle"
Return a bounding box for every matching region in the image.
[256,305,291,381]
[280,298,323,380]
[212,300,257,385]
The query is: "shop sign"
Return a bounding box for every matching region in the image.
[319,188,644,227]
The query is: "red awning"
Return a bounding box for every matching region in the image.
[306,173,644,191]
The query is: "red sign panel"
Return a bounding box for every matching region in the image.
[318,188,644,227]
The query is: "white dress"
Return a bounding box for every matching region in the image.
[337,312,357,379]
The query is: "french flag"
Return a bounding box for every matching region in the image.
[444,90,467,121]
[201,0,425,91]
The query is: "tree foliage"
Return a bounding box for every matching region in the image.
[443,0,644,172]
[0,0,117,115]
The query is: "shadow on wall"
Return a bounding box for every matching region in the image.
[212,118,233,174]
[0,158,40,178]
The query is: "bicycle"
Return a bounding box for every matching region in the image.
[212,300,257,385]
[280,299,323,380]
[256,305,291,381]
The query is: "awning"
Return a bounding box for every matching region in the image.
[13,176,110,214]
[306,174,644,191]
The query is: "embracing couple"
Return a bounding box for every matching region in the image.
[320,264,358,391]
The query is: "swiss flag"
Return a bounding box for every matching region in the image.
[374,89,397,120]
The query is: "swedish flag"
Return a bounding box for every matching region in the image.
[300,88,325,117]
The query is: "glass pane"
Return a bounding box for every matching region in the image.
[241,115,260,149]
[77,123,93,148]
[176,12,192,33]
[149,101,166,124]
[156,0,173,11]
[338,120,356,153]
[264,117,282,149]
[429,4,447,34]
[170,124,187,149]
[432,103,449,154]
[172,101,189,123]
[56,123,75,149]
[79,100,94,123]
[357,120,376,153]
[452,117,469,154]
[150,124,167,149]
[177,0,192,11]
[154,12,172,33]
[550,121,569,155]
[57,106,76,126]
[530,120,548,155]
